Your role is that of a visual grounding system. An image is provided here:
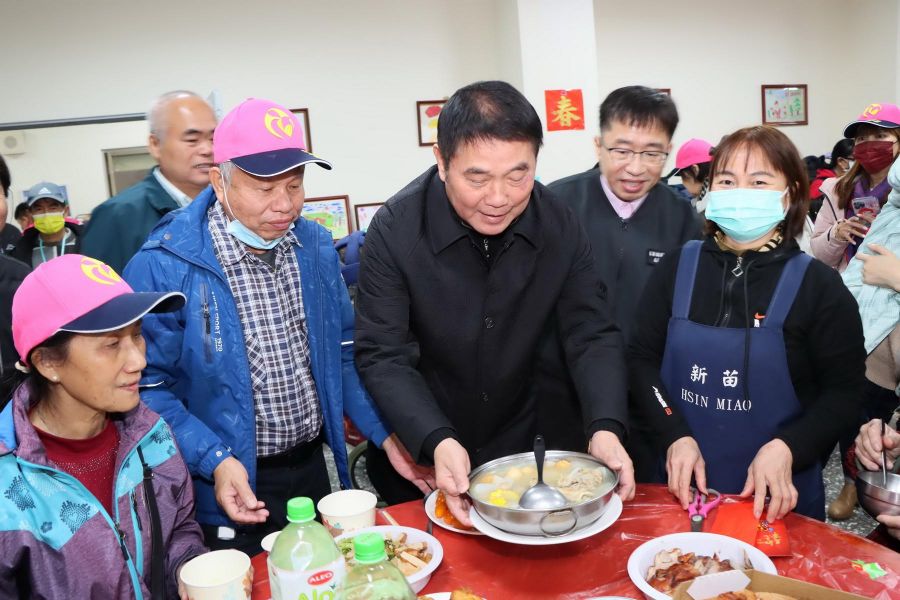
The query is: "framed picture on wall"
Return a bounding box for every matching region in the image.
[417,100,445,146]
[103,146,157,196]
[354,202,384,232]
[290,108,314,152]
[761,85,808,126]
[302,195,352,239]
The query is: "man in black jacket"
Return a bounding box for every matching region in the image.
[355,81,633,522]
[539,87,702,475]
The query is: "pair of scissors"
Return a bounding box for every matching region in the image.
[688,488,722,532]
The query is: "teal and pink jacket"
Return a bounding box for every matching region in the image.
[0,386,207,599]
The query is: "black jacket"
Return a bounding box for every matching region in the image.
[0,225,21,256]
[548,168,702,342]
[628,238,866,470]
[354,166,627,465]
[0,254,29,382]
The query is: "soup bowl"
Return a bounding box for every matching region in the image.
[856,470,900,520]
[468,450,617,537]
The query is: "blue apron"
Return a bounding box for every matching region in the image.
[660,241,825,520]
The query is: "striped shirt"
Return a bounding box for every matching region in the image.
[207,201,322,456]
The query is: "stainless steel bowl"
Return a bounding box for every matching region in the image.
[468,450,618,537]
[856,471,900,520]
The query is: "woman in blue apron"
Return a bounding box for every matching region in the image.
[628,126,867,521]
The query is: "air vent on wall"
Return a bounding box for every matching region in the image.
[2,131,25,155]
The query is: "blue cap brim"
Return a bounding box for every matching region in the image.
[231,149,332,177]
[843,119,900,138]
[59,292,185,334]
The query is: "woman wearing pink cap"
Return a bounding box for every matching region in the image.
[811,103,900,272]
[0,254,207,599]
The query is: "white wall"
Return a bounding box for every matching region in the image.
[2,0,899,219]
[594,0,898,173]
[1,0,504,218]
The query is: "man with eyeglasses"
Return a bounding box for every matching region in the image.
[538,86,701,476]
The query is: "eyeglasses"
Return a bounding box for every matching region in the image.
[603,145,669,166]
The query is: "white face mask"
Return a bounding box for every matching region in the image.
[221,186,290,250]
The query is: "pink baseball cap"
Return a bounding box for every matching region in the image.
[12,255,185,365]
[213,98,332,176]
[674,138,713,171]
[843,103,900,138]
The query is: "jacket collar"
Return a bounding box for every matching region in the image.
[423,165,542,254]
[0,383,160,466]
[144,169,182,214]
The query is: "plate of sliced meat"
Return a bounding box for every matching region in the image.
[627,532,777,600]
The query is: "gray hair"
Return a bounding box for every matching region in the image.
[147,90,205,140]
[218,161,234,188]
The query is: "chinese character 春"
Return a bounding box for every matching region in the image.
[723,370,739,388]
[551,96,582,129]
[690,365,708,384]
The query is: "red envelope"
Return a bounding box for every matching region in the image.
[708,501,791,556]
[755,515,791,556]
[708,502,758,545]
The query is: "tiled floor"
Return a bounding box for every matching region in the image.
[327,445,879,537]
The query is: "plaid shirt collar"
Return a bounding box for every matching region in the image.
[208,201,300,267]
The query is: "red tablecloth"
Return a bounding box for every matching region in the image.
[251,485,900,599]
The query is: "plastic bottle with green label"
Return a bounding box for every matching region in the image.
[335,532,417,600]
[268,497,345,600]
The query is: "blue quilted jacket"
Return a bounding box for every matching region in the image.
[124,188,390,527]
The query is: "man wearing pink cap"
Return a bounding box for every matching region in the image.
[542,86,701,477]
[124,98,430,554]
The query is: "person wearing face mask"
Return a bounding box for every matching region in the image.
[629,126,866,522]
[123,98,429,555]
[811,103,900,272]
[12,182,84,268]
[809,138,855,219]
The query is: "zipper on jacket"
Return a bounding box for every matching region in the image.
[717,256,745,327]
[200,282,213,363]
[114,522,129,560]
[132,490,143,531]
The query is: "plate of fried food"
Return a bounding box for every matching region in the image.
[627,532,776,600]
[337,525,443,593]
[426,490,483,535]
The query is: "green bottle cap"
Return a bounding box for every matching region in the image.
[286,497,315,523]
[353,532,387,564]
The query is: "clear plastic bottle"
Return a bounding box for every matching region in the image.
[268,497,346,600]
[335,532,417,600]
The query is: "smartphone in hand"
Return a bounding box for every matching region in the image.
[851,196,881,222]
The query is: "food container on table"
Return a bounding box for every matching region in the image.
[467,450,617,537]
[335,525,443,593]
[856,470,900,520]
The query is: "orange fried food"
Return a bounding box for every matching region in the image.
[435,490,473,530]
[449,590,481,600]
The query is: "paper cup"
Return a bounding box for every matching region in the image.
[179,549,252,600]
[317,489,377,536]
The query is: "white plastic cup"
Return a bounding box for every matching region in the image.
[317,489,377,536]
[179,549,252,600]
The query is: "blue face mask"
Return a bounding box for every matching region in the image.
[704,188,788,243]
[221,187,290,250]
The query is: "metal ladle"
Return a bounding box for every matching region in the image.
[519,434,568,510]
